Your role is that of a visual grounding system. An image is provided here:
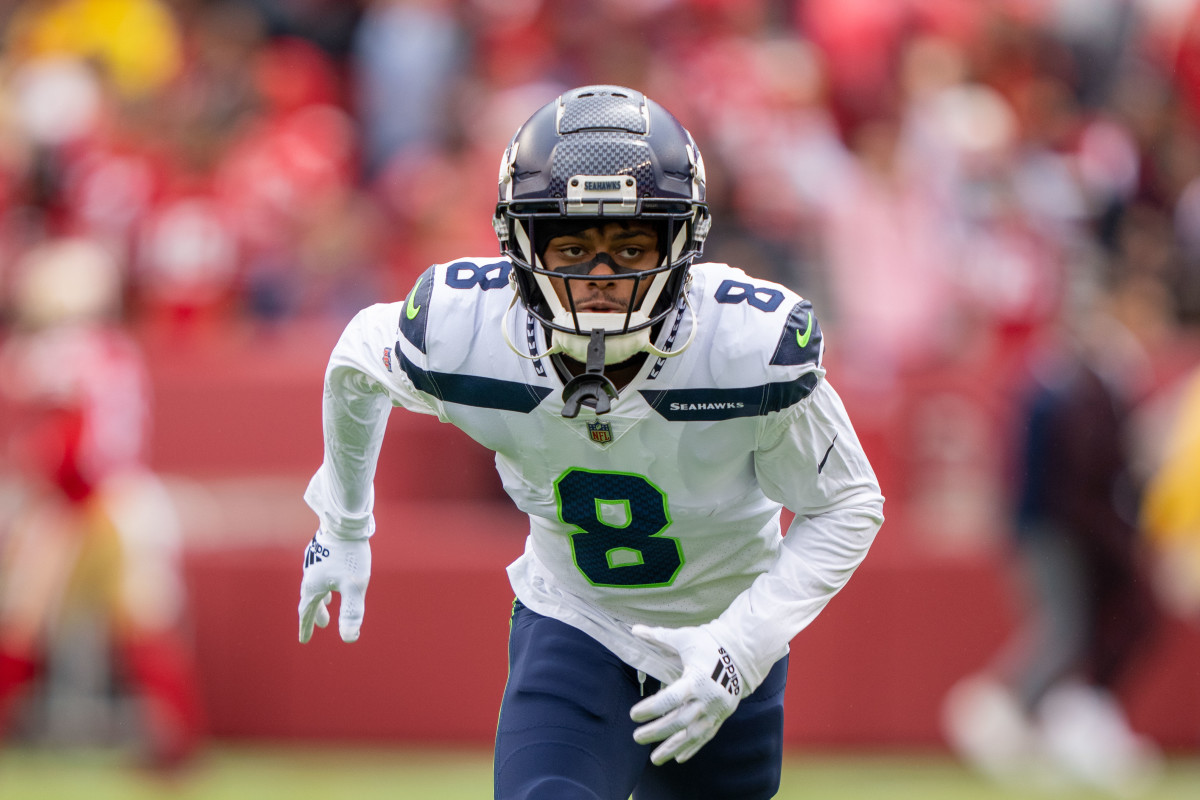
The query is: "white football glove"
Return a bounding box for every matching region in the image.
[298,530,371,644]
[629,624,746,765]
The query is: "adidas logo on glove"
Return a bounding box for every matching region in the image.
[305,537,330,569]
[709,647,741,696]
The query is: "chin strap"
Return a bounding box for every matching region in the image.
[501,285,698,363]
[561,328,618,418]
[500,285,698,419]
[643,288,697,359]
[502,291,561,360]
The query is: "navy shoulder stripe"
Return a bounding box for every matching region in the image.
[398,348,551,413]
[640,371,820,421]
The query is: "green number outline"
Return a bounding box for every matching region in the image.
[553,467,683,588]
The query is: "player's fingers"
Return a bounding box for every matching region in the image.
[673,729,715,764]
[650,728,694,766]
[298,591,331,644]
[633,696,702,745]
[314,593,331,629]
[631,623,685,654]
[337,582,366,643]
[630,674,689,722]
[634,706,685,745]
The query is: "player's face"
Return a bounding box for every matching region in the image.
[541,221,660,313]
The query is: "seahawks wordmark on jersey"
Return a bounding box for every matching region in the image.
[305,259,883,691]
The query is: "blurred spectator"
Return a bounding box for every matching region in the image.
[368,6,563,290]
[351,0,467,178]
[689,33,846,292]
[825,113,959,380]
[1042,0,1138,110]
[211,36,363,322]
[242,0,362,59]
[166,0,267,150]
[1141,364,1200,619]
[942,276,1163,795]
[5,0,183,102]
[0,238,204,768]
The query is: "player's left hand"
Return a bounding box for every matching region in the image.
[629,624,745,765]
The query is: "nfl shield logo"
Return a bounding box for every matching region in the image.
[587,420,613,444]
[382,347,393,372]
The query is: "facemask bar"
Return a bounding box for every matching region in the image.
[532,264,668,337]
[501,204,703,337]
[500,277,701,363]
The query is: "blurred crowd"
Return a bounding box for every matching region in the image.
[0,0,1196,367]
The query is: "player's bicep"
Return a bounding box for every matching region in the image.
[754,381,880,515]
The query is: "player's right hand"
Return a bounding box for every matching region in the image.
[629,624,745,765]
[298,529,371,643]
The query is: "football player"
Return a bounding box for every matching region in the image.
[299,85,884,799]
[0,238,203,768]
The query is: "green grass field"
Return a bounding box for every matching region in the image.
[2,745,1199,800]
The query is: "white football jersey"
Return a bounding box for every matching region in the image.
[305,258,884,689]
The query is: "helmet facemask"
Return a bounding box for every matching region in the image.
[506,211,699,365]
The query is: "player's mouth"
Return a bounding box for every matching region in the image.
[576,300,627,312]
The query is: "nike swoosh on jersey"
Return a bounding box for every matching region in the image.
[817,433,839,473]
[771,301,820,367]
[796,312,813,348]
[406,277,424,320]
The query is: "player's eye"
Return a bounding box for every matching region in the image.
[556,245,587,260]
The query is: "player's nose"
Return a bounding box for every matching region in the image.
[585,254,617,279]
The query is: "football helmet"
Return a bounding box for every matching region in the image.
[494,85,710,367]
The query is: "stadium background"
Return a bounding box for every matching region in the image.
[0,0,1199,779]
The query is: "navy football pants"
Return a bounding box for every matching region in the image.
[494,600,787,800]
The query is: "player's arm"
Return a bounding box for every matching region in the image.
[632,295,882,764]
[631,378,883,763]
[716,378,884,685]
[299,302,434,643]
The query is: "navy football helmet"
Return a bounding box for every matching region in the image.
[494,85,710,367]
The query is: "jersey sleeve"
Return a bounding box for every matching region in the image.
[303,303,437,541]
[706,360,884,691]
